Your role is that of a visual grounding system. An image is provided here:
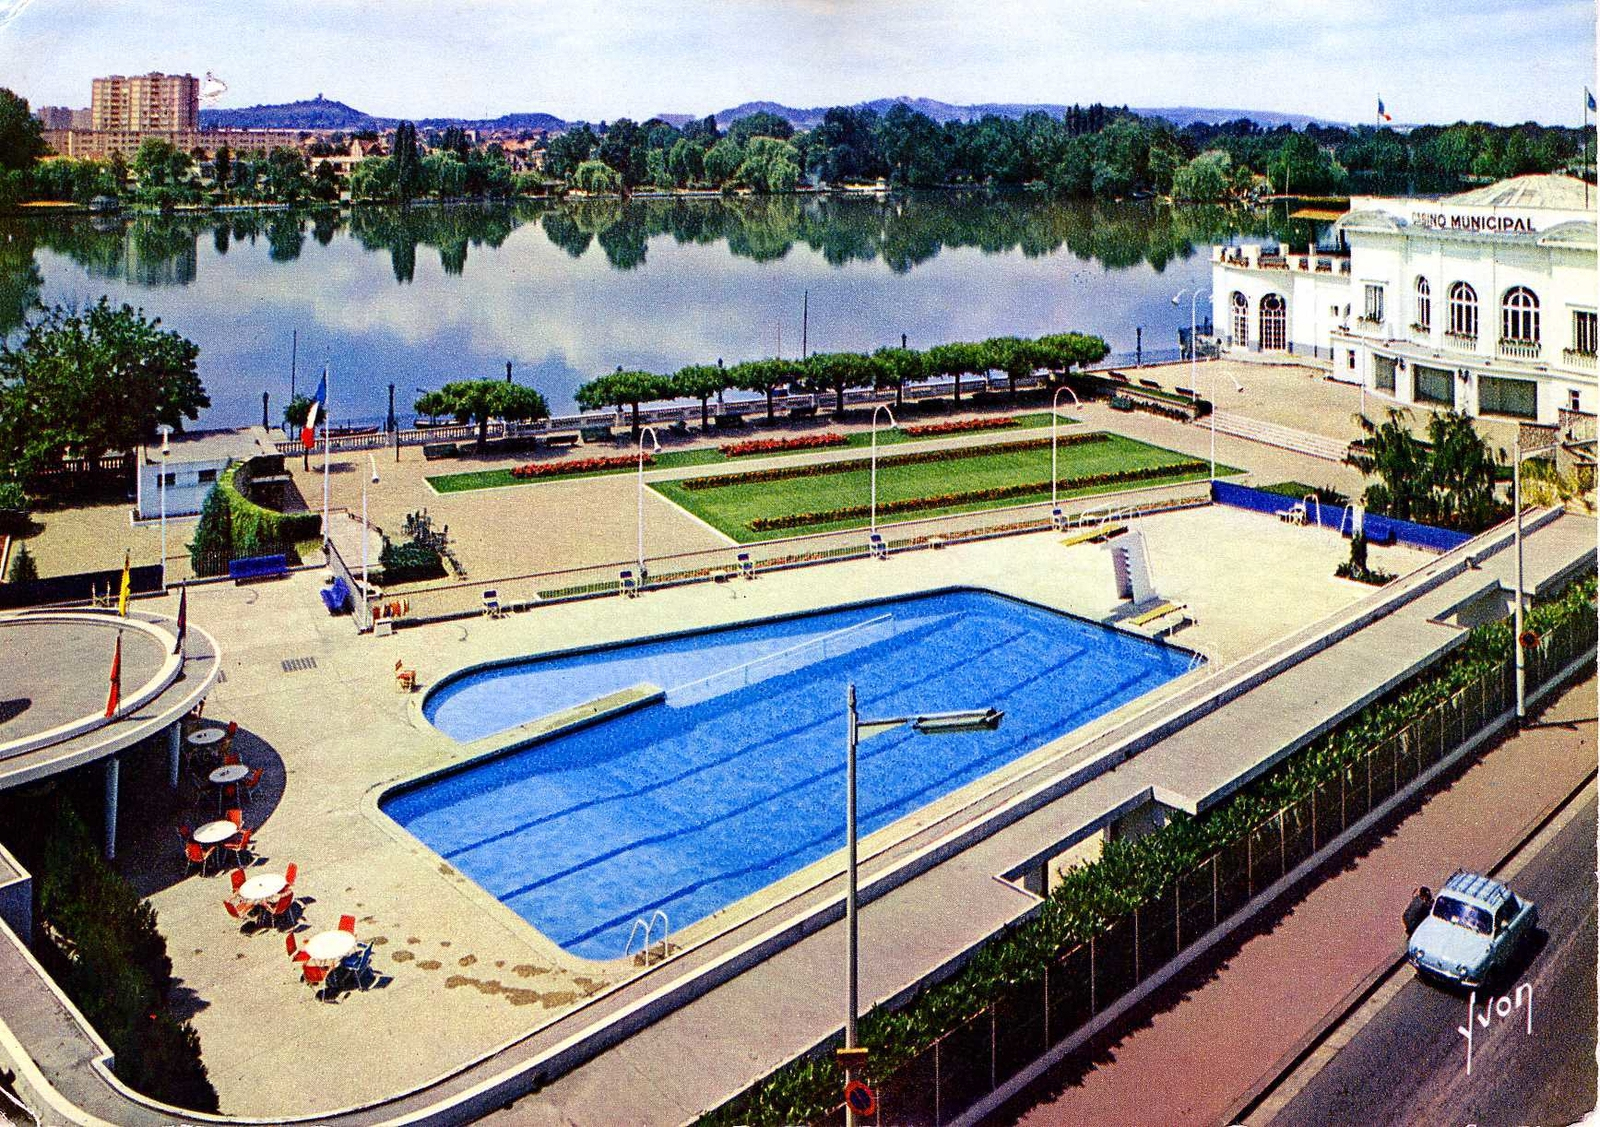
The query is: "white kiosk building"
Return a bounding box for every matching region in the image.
[1212,174,1597,426]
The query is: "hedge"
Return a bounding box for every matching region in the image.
[745,461,1209,531]
[682,433,1110,492]
[222,462,320,552]
[701,573,1597,1125]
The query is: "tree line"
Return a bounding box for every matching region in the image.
[570,331,1111,431]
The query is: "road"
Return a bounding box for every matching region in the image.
[1266,786,1597,1127]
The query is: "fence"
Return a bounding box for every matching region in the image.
[0,562,162,610]
[324,535,371,632]
[1211,481,1474,554]
[389,480,1210,626]
[824,606,1596,1126]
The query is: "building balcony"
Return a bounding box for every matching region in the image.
[1497,338,1542,362]
[1562,348,1597,371]
[1354,316,1385,334]
[1442,330,1479,353]
[1409,323,1432,345]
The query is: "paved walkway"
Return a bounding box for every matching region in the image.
[1003,673,1597,1127]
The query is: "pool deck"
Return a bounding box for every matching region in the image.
[0,504,1591,1126]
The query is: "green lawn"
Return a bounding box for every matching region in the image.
[426,412,1078,492]
[652,433,1237,542]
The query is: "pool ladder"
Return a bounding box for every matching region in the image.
[624,909,670,966]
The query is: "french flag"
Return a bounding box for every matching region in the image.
[301,371,327,450]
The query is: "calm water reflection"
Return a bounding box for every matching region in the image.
[2,195,1319,424]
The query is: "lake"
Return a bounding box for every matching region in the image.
[1,194,1320,427]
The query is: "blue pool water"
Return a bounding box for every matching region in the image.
[385,589,1192,960]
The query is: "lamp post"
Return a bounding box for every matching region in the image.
[869,404,895,533]
[842,684,1003,1127]
[361,453,378,600]
[157,425,172,592]
[1174,289,1212,479]
[1511,438,1558,724]
[637,425,660,583]
[1051,385,1082,510]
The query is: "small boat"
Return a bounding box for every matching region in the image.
[327,424,380,438]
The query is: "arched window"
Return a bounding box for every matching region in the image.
[1231,292,1249,346]
[1414,277,1431,331]
[1259,293,1286,351]
[1448,282,1478,339]
[1501,286,1539,343]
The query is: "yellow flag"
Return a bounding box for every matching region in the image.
[117,550,130,616]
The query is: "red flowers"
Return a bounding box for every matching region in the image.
[720,433,850,457]
[902,417,1017,437]
[509,454,649,479]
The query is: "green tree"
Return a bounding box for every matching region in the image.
[737,137,801,194]
[0,88,45,172]
[1035,331,1111,376]
[571,158,623,195]
[873,346,925,407]
[349,156,395,201]
[391,121,424,203]
[666,138,704,186]
[133,137,189,189]
[923,340,985,403]
[728,357,799,422]
[312,158,339,201]
[574,368,669,433]
[981,335,1042,399]
[7,540,36,583]
[727,111,794,146]
[0,299,209,476]
[703,137,746,185]
[262,147,310,203]
[545,125,597,180]
[1171,150,1234,201]
[801,351,877,416]
[672,363,727,427]
[1347,408,1505,531]
[415,379,549,451]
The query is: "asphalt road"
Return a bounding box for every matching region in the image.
[1268,787,1598,1127]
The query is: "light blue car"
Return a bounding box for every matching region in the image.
[1407,870,1537,989]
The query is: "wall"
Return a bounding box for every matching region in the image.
[1210,481,1473,553]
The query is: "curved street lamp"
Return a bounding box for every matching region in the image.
[637,425,660,584]
[869,404,896,533]
[1050,385,1081,511]
[1174,288,1215,480]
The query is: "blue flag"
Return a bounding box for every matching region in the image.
[1588,88,1596,113]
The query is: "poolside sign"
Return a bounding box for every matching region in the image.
[843,1079,876,1116]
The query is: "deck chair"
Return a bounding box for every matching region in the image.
[868,533,888,561]
[481,589,502,618]
[619,570,638,597]
[394,659,417,693]
[736,552,754,580]
[1050,507,1067,532]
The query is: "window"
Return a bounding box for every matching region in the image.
[1259,293,1286,351]
[1231,292,1248,345]
[1448,282,1478,338]
[1432,895,1493,936]
[1414,364,1455,407]
[160,471,176,487]
[1363,284,1385,323]
[1569,389,1583,412]
[1373,356,1397,392]
[1575,310,1598,356]
[1348,350,1356,370]
[1501,286,1539,343]
[197,468,218,483]
[1479,375,1538,420]
[1413,277,1431,330]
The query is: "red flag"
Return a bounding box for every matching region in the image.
[173,582,188,656]
[105,634,123,718]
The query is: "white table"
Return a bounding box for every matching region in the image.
[187,728,225,747]
[193,819,239,845]
[209,764,249,786]
[304,930,357,964]
[238,873,286,903]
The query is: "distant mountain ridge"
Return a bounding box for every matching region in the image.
[199,92,1341,134]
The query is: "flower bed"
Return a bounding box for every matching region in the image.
[746,461,1207,531]
[719,433,850,457]
[509,453,650,479]
[902,416,1017,437]
[682,433,1108,492]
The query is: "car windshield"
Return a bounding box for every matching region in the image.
[1432,895,1493,935]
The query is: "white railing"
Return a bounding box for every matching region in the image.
[1497,338,1542,362]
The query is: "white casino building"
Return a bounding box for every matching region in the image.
[1211,174,1597,425]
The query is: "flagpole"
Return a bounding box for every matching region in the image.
[322,363,331,547]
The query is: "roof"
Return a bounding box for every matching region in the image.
[1441,174,1595,210]
[1443,870,1512,911]
[140,426,272,466]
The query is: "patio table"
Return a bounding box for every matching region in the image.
[304,930,357,965]
[238,873,286,903]
[209,764,249,786]
[193,819,240,846]
[187,728,225,747]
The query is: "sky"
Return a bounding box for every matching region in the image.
[2,0,1595,126]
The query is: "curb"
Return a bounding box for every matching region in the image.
[1221,697,1599,1125]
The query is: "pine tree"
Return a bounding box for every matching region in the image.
[189,484,233,577]
[7,541,37,583]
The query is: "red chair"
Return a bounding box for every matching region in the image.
[230,869,246,894]
[285,933,299,959]
[183,840,215,877]
[283,862,298,887]
[241,767,264,803]
[263,890,295,928]
[337,914,356,934]
[226,720,239,737]
[222,828,253,866]
[221,750,241,767]
[225,808,244,828]
[301,961,329,999]
[223,900,247,922]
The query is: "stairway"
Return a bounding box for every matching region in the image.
[1203,411,1353,463]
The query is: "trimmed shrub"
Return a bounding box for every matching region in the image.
[379,536,447,583]
[188,484,233,577]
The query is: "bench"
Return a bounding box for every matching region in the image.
[422,443,458,461]
[320,576,350,614]
[229,554,288,584]
[543,431,581,448]
[1139,378,1163,391]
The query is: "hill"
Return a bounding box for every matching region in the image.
[201,95,380,131]
[708,96,1342,131]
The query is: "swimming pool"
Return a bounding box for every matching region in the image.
[385,589,1194,961]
